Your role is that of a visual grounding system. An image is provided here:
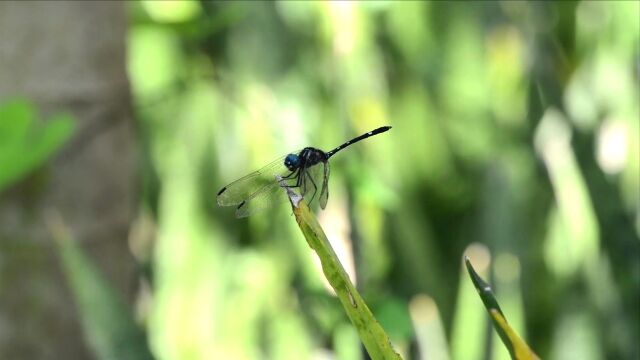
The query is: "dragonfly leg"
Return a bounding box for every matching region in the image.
[281,170,296,179]
[295,168,305,188]
[306,171,318,204]
[299,169,307,195]
[281,169,300,188]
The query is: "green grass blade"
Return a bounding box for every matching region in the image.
[283,184,402,360]
[464,256,539,360]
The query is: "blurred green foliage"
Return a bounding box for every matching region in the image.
[30,1,637,359]
[49,214,154,360]
[0,99,74,192]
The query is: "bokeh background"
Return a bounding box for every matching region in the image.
[0,1,638,360]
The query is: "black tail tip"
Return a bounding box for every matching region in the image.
[217,187,227,196]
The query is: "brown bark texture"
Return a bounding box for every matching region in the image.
[0,2,136,359]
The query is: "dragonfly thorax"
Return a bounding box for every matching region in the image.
[285,147,327,171]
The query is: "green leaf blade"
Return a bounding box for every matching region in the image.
[285,187,402,360]
[48,213,155,360]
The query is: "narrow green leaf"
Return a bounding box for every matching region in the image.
[47,211,155,360]
[464,256,539,360]
[282,183,402,360]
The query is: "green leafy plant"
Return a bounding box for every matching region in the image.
[0,99,75,192]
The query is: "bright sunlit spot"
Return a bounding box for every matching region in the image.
[141,0,201,23]
[597,117,629,175]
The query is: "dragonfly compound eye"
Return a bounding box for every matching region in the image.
[284,154,300,171]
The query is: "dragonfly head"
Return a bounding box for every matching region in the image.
[284,153,300,171]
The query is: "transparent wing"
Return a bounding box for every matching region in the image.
[235,170,304,218]
[301,161,328,207]
[217,151,300,207]
[234,160,328,218]
[319,161,329,209]
[235,181,291,218]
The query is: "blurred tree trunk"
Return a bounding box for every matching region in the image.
[0,2,136,360]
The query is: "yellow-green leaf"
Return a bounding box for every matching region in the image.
[465,256,540,360]
[490,309,540,360]
[283,184,402,360]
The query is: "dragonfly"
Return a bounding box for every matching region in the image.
[217,126,391,218]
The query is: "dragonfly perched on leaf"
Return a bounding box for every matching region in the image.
[217,126,391,218]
